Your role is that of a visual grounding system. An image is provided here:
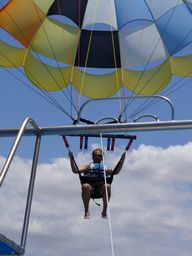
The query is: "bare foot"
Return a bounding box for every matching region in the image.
[84,212,90,219]
[101,212,107,219]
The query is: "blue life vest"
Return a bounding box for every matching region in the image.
[84,162,107,178]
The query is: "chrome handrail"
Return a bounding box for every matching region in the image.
[76,95,175,124]
[0,117,42,252]
[134,114,159,122]
[0,117,41,186]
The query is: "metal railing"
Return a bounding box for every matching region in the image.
[76,95,175,124]
[0,117,42,251]
[0,117,41,186]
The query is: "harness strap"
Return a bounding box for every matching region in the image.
[111,137,115,151]
[73,118,95,125]
[93,199,101,207]
[125,138,134,151]
[80,136,83,150]
[62,135,69,149]
[62,135,82,183]
[107,137,111,151]
[79,136,89,150]
[84,136,88,150]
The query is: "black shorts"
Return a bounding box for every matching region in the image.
[91,184,103,199]
[80,175,113,186]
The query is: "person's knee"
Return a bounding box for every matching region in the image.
[82,183,92,193]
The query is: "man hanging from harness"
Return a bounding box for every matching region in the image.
[69,147,126,219]
[63,134,135,219]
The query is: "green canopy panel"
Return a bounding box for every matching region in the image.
[0,234,25,256]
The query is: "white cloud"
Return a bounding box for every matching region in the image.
[1,143,192,256]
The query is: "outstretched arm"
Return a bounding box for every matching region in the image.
[112,151,126,175]
[69,151,89,174]
[69,151,79,173]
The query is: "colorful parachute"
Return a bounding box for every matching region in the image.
[0,0,192,98]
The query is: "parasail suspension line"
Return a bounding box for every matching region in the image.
[32,2,78,114]
[1,3,77,120]
[107,4,122,113]
[100,133,115,256]
[77,1,100,110]
[120,0,181,118]
[0,54,75,121]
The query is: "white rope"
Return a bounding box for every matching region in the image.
[100,133,115,256]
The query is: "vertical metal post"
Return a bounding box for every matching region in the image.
[20,135,41,249]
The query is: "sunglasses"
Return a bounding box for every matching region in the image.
[93,154,102,157]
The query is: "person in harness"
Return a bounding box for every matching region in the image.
[69,148,126,219]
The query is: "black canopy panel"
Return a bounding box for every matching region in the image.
[75,30,121,68]
[48,0,89,27]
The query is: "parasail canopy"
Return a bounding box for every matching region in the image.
[0,0,192,99]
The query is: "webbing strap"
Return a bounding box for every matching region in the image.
[84,136,88,150]
[107,137,111,151]
[80,136,83,150]
[80,136,88,150]
[125,138,134,151]
[62,135,135,152]
[62,135,82,183]
[62,135,69,149]
[111,137,115,151]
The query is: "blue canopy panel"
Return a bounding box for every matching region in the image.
[0,234,24,255]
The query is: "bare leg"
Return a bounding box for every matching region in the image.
[101,184,111,218]
[82,183,92,219]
